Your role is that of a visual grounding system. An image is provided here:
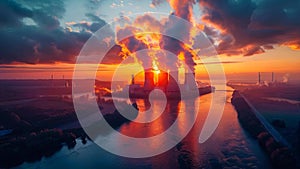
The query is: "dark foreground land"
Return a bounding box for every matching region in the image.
[230,83,300,169]
[0,96,81,168]
[0,96,137,168]
[0,80,134,168]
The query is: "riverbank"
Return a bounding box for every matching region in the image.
[0,80,274,168]
[231,90,297,169]
[12,89,272,169]
[0,96,137,168]
[0,107,137,168]
[0,128,83,168]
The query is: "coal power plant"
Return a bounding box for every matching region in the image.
[125,68,214,99]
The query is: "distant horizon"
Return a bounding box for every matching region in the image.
[1,71,299,84]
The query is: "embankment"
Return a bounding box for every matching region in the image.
[231,90,297,169]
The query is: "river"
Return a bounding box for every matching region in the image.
[14,87,271,169]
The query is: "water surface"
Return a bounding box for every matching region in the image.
[15,87,270,169]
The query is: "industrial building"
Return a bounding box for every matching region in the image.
[127,68,213,99]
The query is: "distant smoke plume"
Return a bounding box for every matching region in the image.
[282,73,290,83]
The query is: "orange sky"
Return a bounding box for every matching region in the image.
[0,46,299,83]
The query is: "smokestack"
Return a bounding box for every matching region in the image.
[51,73,54,87]
[144,69,155,91]
[258,72,261,84]
[131,74,135,85]
[272,72,274,82]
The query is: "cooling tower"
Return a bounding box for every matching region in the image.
[144,69,155,91]
[184,73,197,90]
[167,71,179,92]
[157,71,169,88]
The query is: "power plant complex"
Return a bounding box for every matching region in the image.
[125,68,214,99]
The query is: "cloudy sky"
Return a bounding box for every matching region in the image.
[0,0,299,81]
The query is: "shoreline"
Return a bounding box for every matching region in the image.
[231,90,297,169]
[0,101,138,169]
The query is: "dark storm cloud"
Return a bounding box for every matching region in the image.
[69,13,107,33]
[200,0,300,56]
[17,0,66,18]
[0,0,33,27]
[32,10,61,30]
[0,0,121,64]
[22,0,65,29]
[0,25,91,64]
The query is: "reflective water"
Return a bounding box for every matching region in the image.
[15,87,271,169]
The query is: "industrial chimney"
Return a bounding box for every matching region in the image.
[131,74,135,85]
